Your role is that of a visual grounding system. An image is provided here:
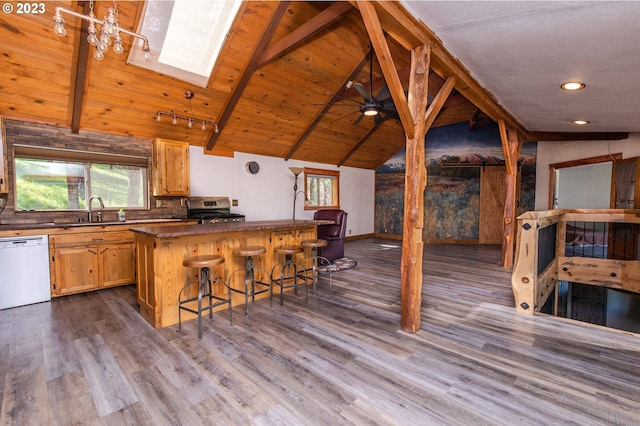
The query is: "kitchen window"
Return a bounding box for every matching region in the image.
[13,145,148,211]
[304,168,340,209]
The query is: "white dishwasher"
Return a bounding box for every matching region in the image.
[0,235,51,310]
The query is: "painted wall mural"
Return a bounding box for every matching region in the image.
[375,121,537,240]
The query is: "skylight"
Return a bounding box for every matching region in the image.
[127,0,242,87]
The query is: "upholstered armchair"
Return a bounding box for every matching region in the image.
[314,209,348,262]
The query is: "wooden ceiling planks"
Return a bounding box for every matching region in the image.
[6,0,619,170]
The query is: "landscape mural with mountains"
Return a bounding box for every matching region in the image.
[375,121,537,240]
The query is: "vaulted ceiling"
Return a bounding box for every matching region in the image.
[0,1,628,170]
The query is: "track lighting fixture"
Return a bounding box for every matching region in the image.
[155,111,219,133]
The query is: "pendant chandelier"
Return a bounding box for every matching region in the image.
[53,0,150,61]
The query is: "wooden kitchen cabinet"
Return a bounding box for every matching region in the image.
[50,230,135,296]
[0,115,8,194]
[152,138,190,196]
[53,245,100,295]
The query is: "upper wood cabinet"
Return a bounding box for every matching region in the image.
[0,116,8,194]
[152,138,190,196]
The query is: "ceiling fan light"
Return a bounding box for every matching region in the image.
[561,82,585,91]
[572,119,590,125]
[363,107,379,116]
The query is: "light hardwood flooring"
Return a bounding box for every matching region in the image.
[2,238,640,425]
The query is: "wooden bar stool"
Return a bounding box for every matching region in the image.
[178,255,232,339]
[270,245,309,306]
[300,239,332,295]
[229,246,270,317]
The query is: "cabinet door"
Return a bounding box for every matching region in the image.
[0,115,8,194]
[153,138,190,196]
[52,246,100,296]
[99,243,136,287]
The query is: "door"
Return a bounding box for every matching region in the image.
[479,166,520,244]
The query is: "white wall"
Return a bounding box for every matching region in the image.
[535,133,640,210]
[189,148,375,236]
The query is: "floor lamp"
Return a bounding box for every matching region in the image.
[289,167,305,220]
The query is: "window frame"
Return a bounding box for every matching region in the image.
[13,144,149,212]
[303,167,340,210]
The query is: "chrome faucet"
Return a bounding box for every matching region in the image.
[88,195,104,222]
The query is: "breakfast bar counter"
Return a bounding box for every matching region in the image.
[130,220,325,329]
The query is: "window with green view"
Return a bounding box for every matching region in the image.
[14,151,148,211]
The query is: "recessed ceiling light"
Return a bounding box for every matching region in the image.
[572,120,590,125]
[561,82,586,91]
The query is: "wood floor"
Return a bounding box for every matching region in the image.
[2,238,640,425]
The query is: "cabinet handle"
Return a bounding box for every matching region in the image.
[88,249,97,254]
[92,238,104,242]
[100,248,109,254]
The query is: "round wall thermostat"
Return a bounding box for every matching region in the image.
[245,161,260,175]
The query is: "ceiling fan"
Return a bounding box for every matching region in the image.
[318,46,399,125]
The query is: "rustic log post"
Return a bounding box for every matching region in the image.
[499,122,522,268]
[511,216,537,314]
[400,45,430,333]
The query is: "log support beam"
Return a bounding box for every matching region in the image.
[499,119,523,268]
[399,44,430,333]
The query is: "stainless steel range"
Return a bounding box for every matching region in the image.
[186,197,246,224]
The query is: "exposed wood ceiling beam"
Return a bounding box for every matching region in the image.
[498,119,512,175]
[355,1,433,51]
[342,66,410,99]
[527,132,629,142]
[206,2,290,150]
[338,119,385,167]
[425,76,456,130]
[284,53,370,160]
[70,1,92,133]
[256,2,353,69]
[354,1,529,141]
[470,108,494,131]
[358,1,414,139]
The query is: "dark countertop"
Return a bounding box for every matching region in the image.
[130,219,331,238]
[0,218,189,232]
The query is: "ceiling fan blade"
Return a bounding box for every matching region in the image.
[375,85,390,102]
[373,114,385,125]
[327,110,360,124]
[351,82,371,101]
[352,113,365,125]
[317,108,360,116]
